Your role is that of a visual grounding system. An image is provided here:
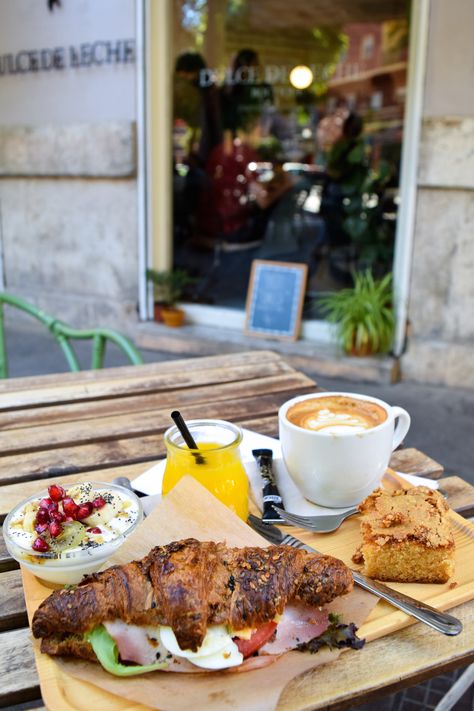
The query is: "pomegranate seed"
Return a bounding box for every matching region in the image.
[35,522,48,534]
[92,497,106,510]
[76,502,93,520]
[49,521,63,538]
[48,484,65,502]
[50,510,65,523]
[64,515,74,522]
[35,508,50,525]
[87,527,102,534]
[62,497,79,518]
[32,537,50,552]
[40,497,53,509]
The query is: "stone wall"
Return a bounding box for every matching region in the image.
[400,0,474,387]
[0,122,139,329]
[401,116,474,386]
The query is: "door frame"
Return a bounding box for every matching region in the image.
[137,0,431,354]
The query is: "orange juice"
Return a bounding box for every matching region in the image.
[162,420,249,520]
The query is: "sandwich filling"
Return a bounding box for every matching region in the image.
[32,538,364,674]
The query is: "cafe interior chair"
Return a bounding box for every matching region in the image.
[0,292,144,378]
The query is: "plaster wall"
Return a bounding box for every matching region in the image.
[400,0,474,387]
[0,0,136,125]
[0,0,139,332]
[0,122,138,328]
[423,0,474,118]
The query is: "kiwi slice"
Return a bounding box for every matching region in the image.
[48,521,87,554]
[83,500,119,527]
[23,508,38,534]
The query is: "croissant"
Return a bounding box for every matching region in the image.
[32,538,353,666]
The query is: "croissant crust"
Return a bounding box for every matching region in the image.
[32,538,353,651]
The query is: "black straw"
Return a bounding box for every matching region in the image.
[170,410,206,464]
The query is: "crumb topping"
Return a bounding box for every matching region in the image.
[358,486,454,548]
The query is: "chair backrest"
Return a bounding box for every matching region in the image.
[0,292,144,378]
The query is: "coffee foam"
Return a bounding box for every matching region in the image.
[286,396,387,434]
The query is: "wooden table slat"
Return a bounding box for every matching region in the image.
[439,476,474,518]
[0,384,312,456]
[0,350,285,394]
[0,535,19,573]
[389,448,444,479]
[0,355,294,410]
[0,570,28,631]
[0,391,310,484]
[0,372,313,431]
[0,373,314,440]
[0,627,40,706]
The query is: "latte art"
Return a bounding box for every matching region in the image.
[286,395,387,434]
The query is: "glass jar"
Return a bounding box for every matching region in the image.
[162,419,249,520]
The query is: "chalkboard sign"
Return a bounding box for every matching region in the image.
[244,260,308,340]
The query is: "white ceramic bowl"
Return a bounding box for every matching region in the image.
[2,481,143,585]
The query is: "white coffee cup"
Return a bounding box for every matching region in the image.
[279,392,411,507]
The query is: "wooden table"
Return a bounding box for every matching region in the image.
[0,350,473,711]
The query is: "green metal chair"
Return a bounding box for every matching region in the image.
[0,292,144,378]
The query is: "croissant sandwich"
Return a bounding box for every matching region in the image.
[32,538,363,674]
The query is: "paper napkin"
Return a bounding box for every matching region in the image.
[132,429,438,518]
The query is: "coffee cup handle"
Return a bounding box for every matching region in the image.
[391,406,411,451]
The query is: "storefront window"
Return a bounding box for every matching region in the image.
[172,0,409,317]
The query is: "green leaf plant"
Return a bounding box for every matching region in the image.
[146,268,196,307]
[318,270,394,356]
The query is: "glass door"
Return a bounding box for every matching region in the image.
[169,0,410,320]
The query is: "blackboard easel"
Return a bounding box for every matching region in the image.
[244,260,308,341]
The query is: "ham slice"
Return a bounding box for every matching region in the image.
[105,604,329,672]
[105,620,210,672]
[259,604,329,655]
[104,621,163,666]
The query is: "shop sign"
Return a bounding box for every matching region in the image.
[0,39,135,77]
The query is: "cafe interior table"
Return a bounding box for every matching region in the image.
[0,350,473,710]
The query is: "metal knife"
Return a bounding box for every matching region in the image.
[247,514,462,637]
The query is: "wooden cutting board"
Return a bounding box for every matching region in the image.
[294,470,474,641]
[21,473,474,711]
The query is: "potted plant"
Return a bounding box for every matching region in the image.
[317,270,394,356]
[146,268,195,327]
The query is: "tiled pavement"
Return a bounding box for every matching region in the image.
[351,665,474,711]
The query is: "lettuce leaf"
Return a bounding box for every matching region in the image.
[296,613,365,654]
[85,625,168,676]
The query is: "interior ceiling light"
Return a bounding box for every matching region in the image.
[289,65,313,90]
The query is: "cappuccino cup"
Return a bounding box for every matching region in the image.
[279,392,411,507]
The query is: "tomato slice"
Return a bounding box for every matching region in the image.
[234,622,277,658]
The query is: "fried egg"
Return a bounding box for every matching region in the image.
[159,624,243,670]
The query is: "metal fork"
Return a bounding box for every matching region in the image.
[247,514,463,636]
[272,505,359,533]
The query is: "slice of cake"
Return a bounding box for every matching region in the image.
[353,486,455,583]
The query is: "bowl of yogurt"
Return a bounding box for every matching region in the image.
[2,481,143,585]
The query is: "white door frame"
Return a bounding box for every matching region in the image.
[137,0,431,351]
[391,0,430,356]
[136,0,173,318]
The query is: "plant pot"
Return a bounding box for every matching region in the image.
[348,343,374,357]
[161,307,185,328]
[153,302,166,323]
[346,332,375,357]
